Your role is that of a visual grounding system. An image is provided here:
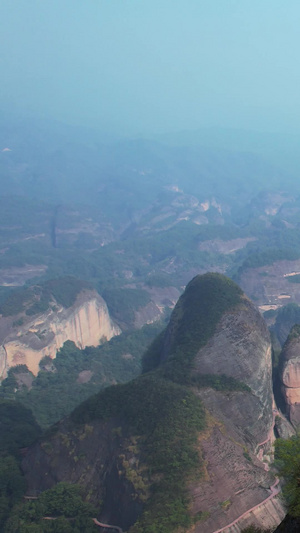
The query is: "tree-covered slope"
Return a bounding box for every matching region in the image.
[0,400,42,530]
[1,322,165,428]
[20,273,276,533]
[157,273,243,381]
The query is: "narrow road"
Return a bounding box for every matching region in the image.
[41,516,123,531]
[25,493,123,532]
[92,517,123,532]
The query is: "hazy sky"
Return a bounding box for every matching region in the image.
[2,0,300,136]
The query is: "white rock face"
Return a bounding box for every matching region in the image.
[0,346,7,378]
[0,291,121,378]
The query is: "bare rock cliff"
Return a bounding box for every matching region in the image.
[160,275,282,532]
[280,325,300,426]
[187,304,282,533]
[0,290,121,378]
[21,274,284,533]
[193,298,273,446]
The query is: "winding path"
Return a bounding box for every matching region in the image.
[41,516,123,531]
[92,518,123,532]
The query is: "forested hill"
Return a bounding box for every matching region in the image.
[18,274,277,533]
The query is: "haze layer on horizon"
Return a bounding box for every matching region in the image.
[1,0,300,137]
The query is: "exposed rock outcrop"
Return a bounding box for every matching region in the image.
[21,274,283,533]
[274,414,295,439]
[192,297,273,446]
[214,496,286,533]
[163,276,280,532]
[22,418,143,532]
[0,290,121,378]
[280,324,300,426]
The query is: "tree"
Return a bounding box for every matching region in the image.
[5,483,98,532]
[275,434,300,517]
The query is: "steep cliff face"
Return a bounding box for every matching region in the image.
[280,325,300,425]
[193,298,273,445]
[159,275,279,532]
[0,290,121,378]
[22,417,144,531]
[161,275,273,445]
[21,274,282,533]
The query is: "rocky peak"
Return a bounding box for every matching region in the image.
[21,274,282,533]
[160,272,243,365]
[0,288,121,378]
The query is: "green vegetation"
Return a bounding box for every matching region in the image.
[263,309,277,319]
[43,277,92,308]
[1,322,165,428]
[159,273,243,383]
[192,373,251,392]
[0,401,41,530]
[142,330,166,373]
[196,223,247,242]
[275,434,300,517]
[243,451,252,462]
[0,400,41,456]
[1,149,296,533]
[274,303,300,347]
[142,274,246,394]
[232,223,300,278]
[0,216,228,297]
[286,324,300,342]
[277,303,300,323]
[71,373,205,533]
[5,483,98,532]
[103,288,151,326]
[0,277,91,317]
[0,288,33,317]
[145,272,176,288]
[287,274,300,283]
[5,192,300,304]
[67,275,248,532]
[0,456,26,531]
[239,248,300,272]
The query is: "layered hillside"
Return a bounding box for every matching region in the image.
[21,274,284,533]
[0,278,121,378]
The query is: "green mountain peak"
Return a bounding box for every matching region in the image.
[143,272,243,383]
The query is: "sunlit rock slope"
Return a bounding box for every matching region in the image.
[280,324,300,426]
[0,289,121,378]
[22,274,284,533]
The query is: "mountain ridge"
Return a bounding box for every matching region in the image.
[20,273,282,532]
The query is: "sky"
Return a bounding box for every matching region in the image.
[2,0,300,136]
